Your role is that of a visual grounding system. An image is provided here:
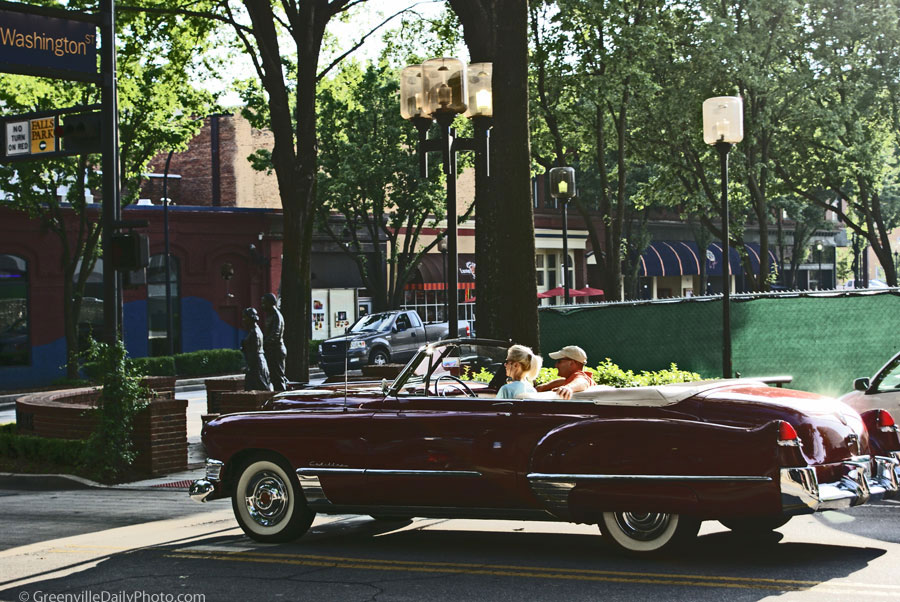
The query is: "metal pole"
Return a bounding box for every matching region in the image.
[100,0,120,344]
[162,149,175,356]
[562,199,570,304]
[716,141,733,379]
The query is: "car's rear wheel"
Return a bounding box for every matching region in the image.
[232,456,314,543]
[599,511,700,554]
[720,516,790,534]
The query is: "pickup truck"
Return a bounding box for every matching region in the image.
[318,310,471,376]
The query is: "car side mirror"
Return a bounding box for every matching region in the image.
[854,377,870,392]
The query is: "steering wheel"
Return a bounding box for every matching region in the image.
[433,374,476,397]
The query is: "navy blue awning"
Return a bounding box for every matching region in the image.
[638,241,777,277]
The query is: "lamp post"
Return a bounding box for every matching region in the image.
[437,236,448,320]
[815,241,824,289]
[400,59,491,339]
[703,96,744,379]
[161,149,175,356]
[549,167,576,304]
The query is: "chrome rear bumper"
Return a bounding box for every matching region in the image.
[781,454,899,513]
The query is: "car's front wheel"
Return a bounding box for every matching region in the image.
[232,456,314,543]
[369,348,390,366]
[599,511,700,554]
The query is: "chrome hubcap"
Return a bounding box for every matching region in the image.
[613,512,672,541]
[244,471,289,527]
[373,354,387,365]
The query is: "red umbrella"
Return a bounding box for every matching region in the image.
[537,287,588,298]
[578,286,605,297]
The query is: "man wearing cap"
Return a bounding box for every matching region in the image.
[536,345,593,400]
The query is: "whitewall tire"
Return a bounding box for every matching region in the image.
[599,511,699,554]
[232,457,314,543]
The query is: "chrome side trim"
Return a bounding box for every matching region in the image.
[528,479,575,520]
[296,472,331,506]
[366,469,482,477]
[526,473,772,482]
[296,467,482,478]
[205,459,224,481]
[296,468,365,476]
[294,467,484,508]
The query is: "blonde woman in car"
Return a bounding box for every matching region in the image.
[496,344,543,399]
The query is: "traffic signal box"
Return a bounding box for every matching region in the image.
[110,232,149,271]
[55,111,102,154]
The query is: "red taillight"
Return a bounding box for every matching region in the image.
[778,421,800,446]
[878,409,898,432]
[466,325,471,337]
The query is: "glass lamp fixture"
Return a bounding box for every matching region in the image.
[549,166,576,199]
[400,65,428,120]
[702,96,744,145]
[464,62,493,118]
[422,57,468,116]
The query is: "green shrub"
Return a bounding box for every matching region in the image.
[0,424,86,466]
[132,355,176,376]
[536,359,703,388]
[81,338,147,482]
[174,349,244,377]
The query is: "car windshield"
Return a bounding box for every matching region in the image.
[389,339,509,394]
[875,354,900,392]
[350,312,393,333]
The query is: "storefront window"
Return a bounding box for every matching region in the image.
[148,254,181,356]
[0,254,29,366]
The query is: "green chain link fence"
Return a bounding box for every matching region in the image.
[538,291,900,397]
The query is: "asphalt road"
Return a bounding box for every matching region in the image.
[1,485,899,602]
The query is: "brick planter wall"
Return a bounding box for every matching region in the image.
[15,380,187,477]
[216,390,275,415]
[204,376,245,413]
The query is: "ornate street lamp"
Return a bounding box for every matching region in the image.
[549,167,576,304]
[703,96,743,379]
[400,59,491,338]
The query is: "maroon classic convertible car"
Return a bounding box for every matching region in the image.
[190,339,900,554]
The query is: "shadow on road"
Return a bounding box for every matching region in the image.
[1,516,887,602]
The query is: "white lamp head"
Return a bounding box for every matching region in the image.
[422,58,468,116]
[400,64,428,120]
[702,96,744,145]
[464,62,492,118]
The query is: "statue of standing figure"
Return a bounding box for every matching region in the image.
[241,307,273,391]
[261,293,289,391]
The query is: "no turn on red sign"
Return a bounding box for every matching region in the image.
[4,117,58,157]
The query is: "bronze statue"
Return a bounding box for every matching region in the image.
[261,293,289,391]
[241,307,272,391]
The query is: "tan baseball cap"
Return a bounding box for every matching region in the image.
[549,345,587,364]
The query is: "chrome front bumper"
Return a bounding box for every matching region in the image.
[189,459,224,503]
[781,453,900,513]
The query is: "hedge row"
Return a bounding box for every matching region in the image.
[0,423,86,466]
[82,348,244,379]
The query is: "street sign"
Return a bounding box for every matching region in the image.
[30,116,56,154]
[5,120,29,156]
[0,7,98,79]
[3,117,59,158]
